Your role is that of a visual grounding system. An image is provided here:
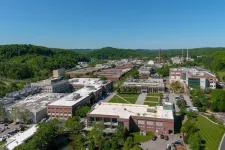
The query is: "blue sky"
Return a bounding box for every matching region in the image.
[1,0,225,49]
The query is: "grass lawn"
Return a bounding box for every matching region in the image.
[144,102,158,106]
[131,132,154,143]
[109,94,138,104]
[147,93,163,97]
[117,94,139,98]
[145,97,159,102]
[0,140,6,146]
[195,115,225,150]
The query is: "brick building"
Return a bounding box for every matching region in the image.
[87,102,174,134]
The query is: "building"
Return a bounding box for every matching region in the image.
[120,78,165,93]
[169,67,218,89]
[8,93,65,123]
[87,102,174,134]
[171,57,184,64]
[30,78,70,93]
[138,66,153,79]
[95,68,132,81]
[0,85,40,106]
[53,69,65,78]
[47,78,113,119]
[69,78,113,92]
[66,67,101,78]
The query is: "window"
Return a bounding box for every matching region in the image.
[96,117,102,121]
[156,122,163,126]
[138,120,145,125]
[112,118,117,123]
[147,121,154,125]
[104,118,110,122]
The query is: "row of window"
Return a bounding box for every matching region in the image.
[48,107,71,110]
[137,120,164,126]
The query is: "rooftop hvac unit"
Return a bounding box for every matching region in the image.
[147,108,156,113]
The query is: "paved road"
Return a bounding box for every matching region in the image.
[141,134,183,150]
[0,124,20,137]
[219,133,225,150]
[136,93,147,105]
[169,93,193,112]
[104,92,117,102]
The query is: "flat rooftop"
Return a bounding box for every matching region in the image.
[123,79,164,87]
[89,102,174,120]
[10,93,66,112]
[69,78,108,88]
[49,86,101,107]
[67,67,100,74]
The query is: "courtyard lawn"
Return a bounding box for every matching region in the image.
[147,93,163,97]
[195,115,225,150]
[131,132,154,143]
[117,94,139,98]
[108,94,138,104]
[144,102,158,107]
[145,97,159,102]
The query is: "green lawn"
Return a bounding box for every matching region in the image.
[195,115,225,150]
[145,97,159,102]
[108,94,138,104]
[147,93,163,97]
[117,94,139,98]
[144,102,158,106]
[0,140,6,146]
[131,132,154,143]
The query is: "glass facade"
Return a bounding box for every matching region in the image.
[188,78,200,88]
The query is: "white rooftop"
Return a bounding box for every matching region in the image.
[89,102,174,120]
[6,125,38,150]
[69,78,105,89]
[9,93,65,112]
[49,86,101,106]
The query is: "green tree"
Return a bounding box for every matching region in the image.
[88,139,95,150]
[0,103,6,121]
[100,75,107,80]
[71,133,85,150]
[88,121,105,149]
[65,116,82,131]
[132,145,142,150]
[75,106,91,118]
[123,137,134,150]
[188,133,202,150]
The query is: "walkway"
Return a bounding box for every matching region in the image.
[104,92,116,102]
[136,93,147,105]
[219,133,225,150]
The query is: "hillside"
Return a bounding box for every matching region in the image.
[0,44,88,81]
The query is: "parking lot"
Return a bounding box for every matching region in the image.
[0,123,21,138]
[140,134,184,150]
[169,93,193,112]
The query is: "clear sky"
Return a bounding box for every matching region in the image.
[1,0,225,49]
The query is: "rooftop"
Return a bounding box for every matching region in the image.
[49,86,101,107]
[9,93,65,112]
[69,78,107,88]
[89,102,174,120]
[123,78,164,87]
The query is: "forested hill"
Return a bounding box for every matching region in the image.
[0,44,88,81]
[86,47,225,60]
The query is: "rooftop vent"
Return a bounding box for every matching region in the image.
[124,108,127,110]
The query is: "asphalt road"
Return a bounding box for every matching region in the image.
[169,93,193,112]
[220,134,225,150]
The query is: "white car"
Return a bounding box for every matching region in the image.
[191,107,198,112]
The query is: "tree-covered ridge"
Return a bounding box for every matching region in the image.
[0,44,88,80]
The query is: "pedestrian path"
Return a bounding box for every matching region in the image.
[136,93,147,104]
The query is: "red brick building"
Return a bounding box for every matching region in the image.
[87,102,174,134]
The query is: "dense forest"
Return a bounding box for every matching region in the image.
[0,44,88,81]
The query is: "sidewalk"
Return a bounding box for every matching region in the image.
[136,93,147,105]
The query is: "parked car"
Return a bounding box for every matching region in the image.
[165,135,169,141]
[4,124,8,126]
[160,134,164,139]
[0,137,6,142]
[166,144,171,150]
[152,135,157,141]
[174,140,184,146]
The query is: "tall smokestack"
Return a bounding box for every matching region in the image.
[159,48,161,63]
[186,49,189,60]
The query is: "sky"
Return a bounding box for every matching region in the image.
[1,0,225,49]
